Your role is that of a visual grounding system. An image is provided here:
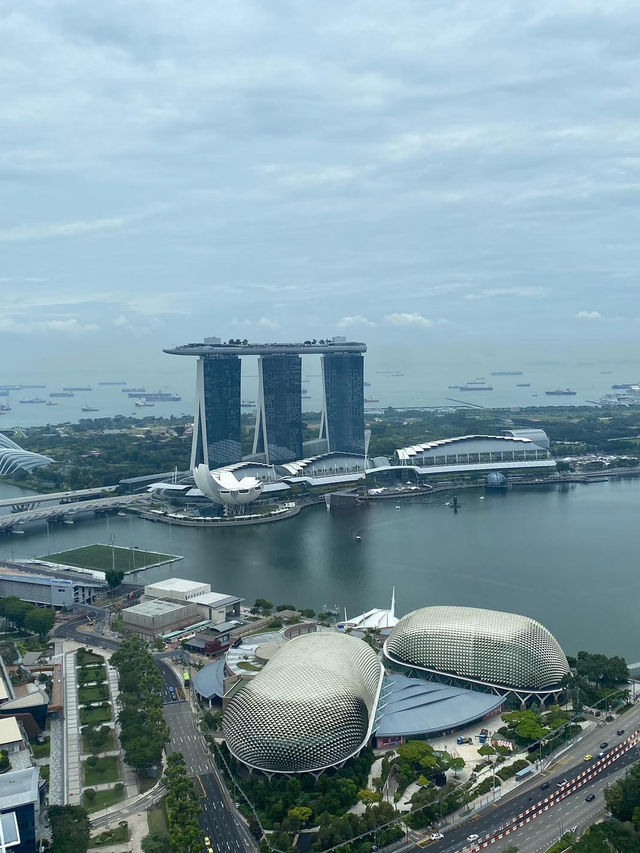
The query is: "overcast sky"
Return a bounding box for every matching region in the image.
[3,0,640,375]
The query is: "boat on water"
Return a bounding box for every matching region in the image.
[143,392,181,402]
[491,371,523,376]
[63,386,92,392]
[458,384,493,391]
[81,406,99,412]
[364,397,380,403]
[50,391,74,397]
[45,401,58,406]
[20,397,46,404]
[123,387,146,394]
[134,399,154,407]
[545,388,577,396]
[241,400,256,408]
[516,383,531,387]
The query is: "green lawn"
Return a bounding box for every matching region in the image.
[82,728,116,754]
[77,649,104,666]
[30,740,50,759]
[78,685,110,704]
[90,822,129,847]
[80,705,112,725]
[40,543,181,573]
[83,787,126,813]
[83,755,120,786]
[40,765,50,783]
[147,802,169,835]
[78,665,107,685]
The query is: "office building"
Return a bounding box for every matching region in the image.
[164,337,367,468]
[0,565,107,609]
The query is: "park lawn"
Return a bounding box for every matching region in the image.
[78,685,110,704]
[83,787,126,813]
[83,755,120,786]
[82,728,116,754]
[30,740,50,759]
[41,543,180,573]
[147,802,169,835]
[78,665,107,685]
[90,822,129,847]
[80,705,112,725]
[77,650,104,666]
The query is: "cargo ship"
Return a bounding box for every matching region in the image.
[134,399,154,407]
[516,383,531,387]
[241,400,256,408]
[50,391,74,398]
[545,388,577,396]
[458,384,493,391]
[123,388,146,394]
[364,397,380,403]
[142,392,181,402]
[20,397,46,404]
[490,371,523,376]
[81,406,99,412]
[63,386,92,392]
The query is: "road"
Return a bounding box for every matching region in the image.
[406,704,640,853]
[157,660,254,853]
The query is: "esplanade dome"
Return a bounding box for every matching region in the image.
[223,632,383,773]
[383,605,569,693]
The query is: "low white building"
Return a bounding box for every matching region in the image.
[143,577,243,625]
[144,577,210,602]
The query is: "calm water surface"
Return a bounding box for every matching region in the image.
[0,479,639,661]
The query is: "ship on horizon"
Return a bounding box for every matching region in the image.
[81,406,99,412]
[545,388,577,396]
[63,386,92,392]
[490,371,523,376]
[134,399,154,407]
[142,392,181,402]
[20,397,46,404]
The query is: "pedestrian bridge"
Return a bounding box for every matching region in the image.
[0,493,149,533]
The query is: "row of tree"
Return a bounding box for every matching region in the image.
[0,596,55,639]
[163,752,203,853]
[110,636,169,771]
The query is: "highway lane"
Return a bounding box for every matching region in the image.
[408,722,640,853]
[157,660,254,853]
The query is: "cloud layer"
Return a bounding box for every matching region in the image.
[3,1,640,369]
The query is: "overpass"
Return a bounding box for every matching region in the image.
[0,493,150,533]
[0,485,118,512]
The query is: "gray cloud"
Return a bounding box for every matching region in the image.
[2,0,640,368]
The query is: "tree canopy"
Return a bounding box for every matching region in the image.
[48,805,91,853]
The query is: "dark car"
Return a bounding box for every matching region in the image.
[617,729,625,736]
[600,742,608,749]
[540,782,550,790]
[585,793,596,802]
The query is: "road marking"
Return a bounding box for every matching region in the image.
[196,775,207,798]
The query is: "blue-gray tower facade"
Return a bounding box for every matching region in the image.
[253,354,303,465]
[319,352,365,455]
[164,337,367,470]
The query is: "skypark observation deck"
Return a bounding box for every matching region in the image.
[164,340,367,357]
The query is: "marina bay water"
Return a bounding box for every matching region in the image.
[1,478,639,661]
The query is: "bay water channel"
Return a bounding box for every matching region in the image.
[0,478,639,662]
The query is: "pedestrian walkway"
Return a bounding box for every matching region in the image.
[107,662,138,797]
[64,650,82,804]
[48,644,65,806]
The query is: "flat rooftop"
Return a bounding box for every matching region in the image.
[0,767,39,809]
[165,340,367,357]
[192,592,243,607]
[145,577,209,594]
[124,599,190,617]
[0,717,21,746]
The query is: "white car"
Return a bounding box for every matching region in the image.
[430,832,444,840]
[467,835,479,843]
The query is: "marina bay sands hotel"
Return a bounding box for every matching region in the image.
[165,336,367,469]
